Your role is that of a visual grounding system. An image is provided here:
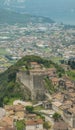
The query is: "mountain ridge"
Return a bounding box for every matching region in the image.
[0,8,54,24]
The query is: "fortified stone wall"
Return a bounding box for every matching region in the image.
[16,70,35,100]
[33,75,46,100]
[16,70,46,100]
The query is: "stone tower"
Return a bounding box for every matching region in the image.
[16,69,46,100]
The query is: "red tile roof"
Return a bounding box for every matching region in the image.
[26,119,43,125]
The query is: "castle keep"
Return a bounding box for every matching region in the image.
[16,69,46,100]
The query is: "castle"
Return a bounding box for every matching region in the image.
[16,62,56,101]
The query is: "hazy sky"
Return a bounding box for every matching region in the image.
[1,0,75,8]
[1,0,75,24]
[25,0,75,11]
[24,0,75,17]
[1,0,75,12]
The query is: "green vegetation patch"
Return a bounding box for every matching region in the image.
[16,120,25,130]
[0,48,9,55]
[44,77,55,94]
[34,106,44,112]
[66,70,75,80]
[51,56,64,64]
[53,112,61,121]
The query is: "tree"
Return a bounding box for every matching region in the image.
[3,97,9,104]
[58,72,62,78]
[53,112,61,121]
[26,106,34,113]
[43,121,51,130]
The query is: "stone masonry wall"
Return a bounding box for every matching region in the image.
[16,70,46,100]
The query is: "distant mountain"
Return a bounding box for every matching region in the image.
[0,8,54,24]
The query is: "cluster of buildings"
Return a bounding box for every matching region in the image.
[31,62,75,130]
[45,70,75,129]
[0,101,44,130]
[17,61,75,130]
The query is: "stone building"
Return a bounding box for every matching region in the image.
[25,119,43,130]
[53,121,68,130]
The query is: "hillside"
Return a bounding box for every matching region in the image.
[0,9,54,24]
[0,55,64,106]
